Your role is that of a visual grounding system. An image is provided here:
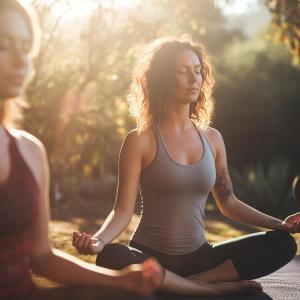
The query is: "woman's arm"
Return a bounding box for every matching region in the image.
[73,130,146,254]
[25,134,162,294]
[209,128,299,232]
[93,130,145,243]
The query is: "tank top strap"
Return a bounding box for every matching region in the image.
[192,123,215,161]
[152,124,167,157]
[2,128,28,182]
[3,128,22,152]
[190,122,207,152]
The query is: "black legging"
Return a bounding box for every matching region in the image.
[96,230,297,279]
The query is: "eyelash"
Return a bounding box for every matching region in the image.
[178,70,202,75]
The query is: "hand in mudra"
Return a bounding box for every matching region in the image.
[72,231,104,254]
[120,258,164,295]
[281,213,300,234]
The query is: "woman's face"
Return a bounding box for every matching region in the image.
[170,49,202,105]
[0,10,31,101]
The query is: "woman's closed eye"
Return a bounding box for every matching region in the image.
[0,34,31,54]
[177,66,187,75]
[177,66,202,75]
[194,67,202,74]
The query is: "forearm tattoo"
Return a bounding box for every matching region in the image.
[215,168,234,201]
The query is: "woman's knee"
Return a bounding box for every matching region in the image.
[269,230,298,260]
[281,232,298,259]
[96,243,131,270]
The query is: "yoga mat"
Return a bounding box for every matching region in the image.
[256,255,300,299]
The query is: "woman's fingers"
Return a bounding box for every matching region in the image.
[294,220,300,233]
[281,218,300,233]
[72,232,93,254]
[72,231,80,247]
[83,234,92,249]
[119,258,163,295]
[142,258,164,286]
[287,220,300,234]
[80,233,93,253]
[77,233,87,249]
[72,231,84,252]
[72,231,104,254]
[285,212,300,224]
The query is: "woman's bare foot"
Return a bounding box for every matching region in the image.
[213,279,263,296]
[119,258,163,295]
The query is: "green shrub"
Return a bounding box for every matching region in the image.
[231,158,297,218]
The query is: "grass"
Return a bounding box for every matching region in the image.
[31,202,300,288]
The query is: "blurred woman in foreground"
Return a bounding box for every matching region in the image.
[0,1,162,298]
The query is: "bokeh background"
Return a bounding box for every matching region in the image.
[22,0,300,219]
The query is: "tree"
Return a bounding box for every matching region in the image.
[213,37,300,171]
[23,0,242,203]
[265,0,300,64]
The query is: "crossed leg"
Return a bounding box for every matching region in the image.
[161,262,262,296]
[96,231,297,296]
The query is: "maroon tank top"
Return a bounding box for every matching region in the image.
[0,128,39,297]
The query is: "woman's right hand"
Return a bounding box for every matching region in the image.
[72,231,104,255]
[119,258,164,295]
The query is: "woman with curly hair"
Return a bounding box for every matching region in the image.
[73,36,299,296]
[0,1,163,298]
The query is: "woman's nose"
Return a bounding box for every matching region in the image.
[188,72,197,83]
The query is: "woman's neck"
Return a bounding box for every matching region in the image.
[0,124,8,145]
[159,104,192,132]
[0,99,11,127]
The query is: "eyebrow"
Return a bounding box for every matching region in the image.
[177,64,202,70]
[178,64,201,67]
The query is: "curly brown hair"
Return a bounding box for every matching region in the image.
[129,36,215,132]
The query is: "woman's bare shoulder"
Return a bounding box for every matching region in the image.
[203,126,222,140]
[10,129,46,159]
[124,128,156,150]
[202,126,225,158]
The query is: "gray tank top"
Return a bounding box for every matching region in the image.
[131,123,216,255]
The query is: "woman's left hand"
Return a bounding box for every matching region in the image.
[281,213,300,233]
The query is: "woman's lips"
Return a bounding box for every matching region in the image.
[186,88,199,94]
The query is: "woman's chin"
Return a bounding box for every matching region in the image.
[0,88,22,100]
[186,97,199,104]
